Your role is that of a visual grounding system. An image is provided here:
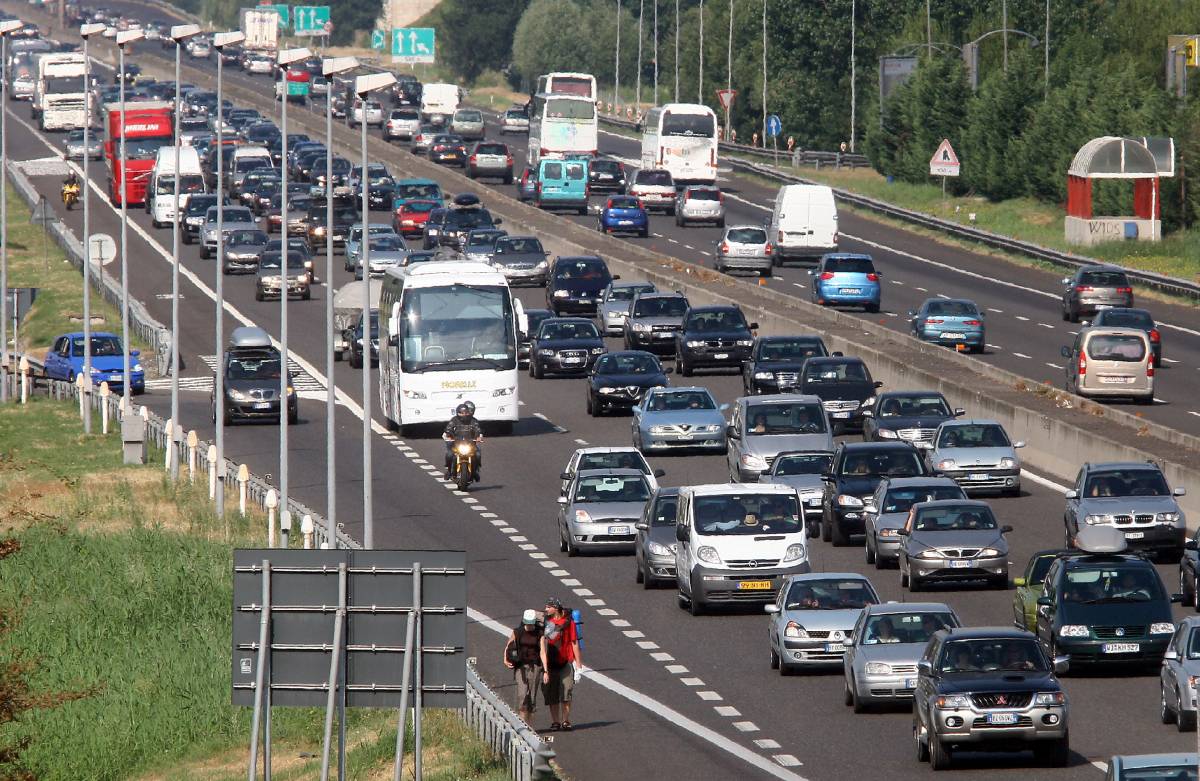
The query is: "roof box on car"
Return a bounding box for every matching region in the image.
[1073,525,1128,555]
[229,326,273,350]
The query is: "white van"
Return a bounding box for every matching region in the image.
[149,147,204,228]
[420,82,460,125]
[674,483,811,615]
[768,184,838,265]
[227,145,274,196]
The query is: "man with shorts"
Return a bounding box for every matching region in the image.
[540,597,582,731]
[503,609,544,726]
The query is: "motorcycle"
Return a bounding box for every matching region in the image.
[448,435,481,491]
[61,182,80,211]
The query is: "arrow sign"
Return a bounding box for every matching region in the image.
[391,27,435,63]
[293,5,329,36]
[929,138,960,177]
[766,114,782,138]
[371,29,385,50]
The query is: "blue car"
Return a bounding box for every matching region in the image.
[909,297,985,353]
[808,253,881,312]
[44,331,144,393]
[597,195,649,238]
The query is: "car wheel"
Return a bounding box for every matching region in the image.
[769,646,780,670]
[639,227,649,238]
[1034,732,1070,767]
[913,715,929,763]
[1162,685,1177,724]
[558,528,568,553]
[532,360,544,380]
[928,734,952,770]
[850,679,868,714]
[909,572,923,592]
[349,350,361,369]
[565,533,577,557]
[586,393,595,416]
[1180,703,1197,732]
[865,536,876,565]
[679,357,693,377]
[688,595,704,617]
[635,554,644,584]
[759,267,773,278]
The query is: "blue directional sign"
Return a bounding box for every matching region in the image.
[371,29,386,51]
[391,27,436,64]
[293,5,329,36]
[270,4,289,29]
[766,114,783,138]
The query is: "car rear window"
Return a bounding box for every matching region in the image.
[687,188,721,201]
[1079,270,1129,287]
[727,227,767,244]
[1085,334,1146,361]
[592,160,622,173]
[564,162,586,180]
[1098,309,1153,329]
[578,452,649,472]
[476,143,507,155]
[824,256,875,274]
[543,162,563,179]
[607,284,654,301]
[881,485,965,513]
[608,196,640,209]
[926,300,979,317]
[391,109,418,119]
[637,170,673,186]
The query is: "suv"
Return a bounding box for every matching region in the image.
[724,395,833,482]
[796,356,882,433]
[820,441,928,546]
[450,108,485,140]
[741,335,830,395]
[1061,264,1133,323]
[623,291,689,353]
[913,627,1069,769]
[349,99,385,128]
[627,168,676,214]
[1065,461,1186,557]
[212,326,298,425]
[675,305,757,376]
[545,256,615,316]
[382,108,421,142]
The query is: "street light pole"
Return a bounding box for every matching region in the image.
[653,0,658,106]
[0,20,23,403]
[849,0,856,153]
[760,0,766,146]
[614,0,622,108]
[636,0,643,111]
[80,23,105,433]
[674,0,679,102]
[1044,0,1050,97]
[116,30,143,409]
[698,0,704,104]
[726,0,733,140]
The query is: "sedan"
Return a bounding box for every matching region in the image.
[899,500,1012,591]
[766,573,880,675]
[528,318,606,378]
[515,167,538,202]
[809,253,882,312]
[860,391,964,447]
[843,602,960,711]
[557,469,653,556]
[597,195,649,237]
[392,199,438,238]
[714,225,774,276]
[862,477,966,569]
[1160,617,1200,731]
[63,129,103,160]
[635,488,680,588]
[255,251,311,301]
[586,351,671,416]
[761,451,834,537]
[428,135,468,166]
[909,297,986,353]
[588,158,628,193]
[632,386,727,454]
[927,419,1024,496]
[490,235,550,287]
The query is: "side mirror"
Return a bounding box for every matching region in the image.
[873,381,883,388]
[1001,525,1014,534]
[560,471,571,480]
[764,604,780,614]
[493,218,503,226]
[1013,577,1027,587]
[1013,441,1026,449]
[831,351,844,357]
[806,269,814,276]
[861,409,874,418]
[1165,649,1180,661]
[675,524,688,542]
[653,468,666,478]
[896,528,909,536]
[635,522,649,531]
[917,659,932,676]
[726,425,740,440]
[1060,277,1071,285]
[1037,596,1052,607]
[953,407,966,417]
[1175,487,1188,497]
[1053,657,1069,675]
[1185,540,1198,551]
[1172,593,1185,604]
[907,310,916,318]
[1064,489,1078,500]
[1059,346,1071,358]
[556,496,567,505]
[863,503,877,514]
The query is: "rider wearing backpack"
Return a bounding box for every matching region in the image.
[502,609,544,726]
[539,597,583,732]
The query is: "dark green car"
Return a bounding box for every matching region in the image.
[1011,549,1067,630]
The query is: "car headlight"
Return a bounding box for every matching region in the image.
[229,389,249,401]
[539,349,556,357]
[1157,512,1180,523]
[696,546,720,565]
[1034,691,1066,706]
[492,386,514,397]
[836,494,864,508]
[736,339,754,347]
[401,389,427,399]
[686,340,705,348]
[784,621,807,639]
[535,260,549,270]
[936,459,956,471]
[312,226,326,235]
[647,541,673,556]
[1084,514,1105,525]
[574,509,592,523]
[999,457,1017,469]
[590,347,605,355]
[878,528,900,538]
[977,547,1002,557]
[1151,622,1176,635]
[1059,625,1089,638]
[632,322,651,332]
[648,425,671,434]
[739,453,768,471]
[599,387,618,394]
[754,371,774,380]
[935,694,971,709]
[917,549,944,559]
[132,363,143,372]
[698,424,723,433]
[864,662,892,676]
[781,543,807,563]
[553,290,570,298]
[877,429,898,439]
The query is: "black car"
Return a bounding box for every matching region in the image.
[623,292,689,354]
[364,181,396,211]
[115,62,141,85]
[427,204,500,251]
[345,310,379,369]
[305,203,358,255]
[798,356,882,432]
[181,194,229,244]
[546,256,616,316]
[861,391,965,445]
[529,318,606,378]
[588,158,628,193]
[1088,307,1162,367]
[519,308,554,365]
[675,305,757,376]
[429,134,468,166]
[212,326,298,425]
[586,350,671,416]
[821,441,928,545]
[741,335,831,395]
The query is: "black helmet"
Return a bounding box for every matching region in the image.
[456,403,471,416]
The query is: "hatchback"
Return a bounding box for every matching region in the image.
[627,168,676,214]
[515,167,538,202]
[714,225,774,276]
[1061,326,1154,404]
[766,573,880,673]
[557,469,652,556]
[909,298,985,353]
[597,195,649,237]
[467,142,513,182]
[1061,265,1133,322]
[588,158,628,192]
[429,135,468,166]
[599,281,657,335]
[450,108,485,140]
[809,253,881,312]
[546,255,615,316]
[500,107,529,134]
[635,488,680,587]
[1160,618,1200,731]
[843,602,960,710]
[674,185,725,227]
[382,108,421,142]
[927,419,1024,496]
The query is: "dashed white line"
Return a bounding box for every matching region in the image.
[755,739,781,749]
[774,755,801,768]
[623,630,646,639]
[697,691,723,701]
[914,286,927,292]
[717,706,743,717]
[890,279,904,285]
[611,618,631,627]
[1038,323,1055,329]
[1015,315,1031,322]
[650,652,674,661]
[636,640,660,650]
[1013,352,1032,359]
[988,308,1004,313]
[1164,357,1180,364]
[680,677,705,687]
[1046,362,1063,369]
[574,438,589,445]
[665,665,689,674]
[733,721,760,733]
[699,250,712,256]
[1188,411,1200,418]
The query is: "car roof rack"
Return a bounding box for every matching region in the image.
[1071,526,1128,555]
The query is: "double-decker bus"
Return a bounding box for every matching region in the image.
[640,103,719,185]
[378,261,522,435]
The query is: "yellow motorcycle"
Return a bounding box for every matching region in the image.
[61,182,80,211]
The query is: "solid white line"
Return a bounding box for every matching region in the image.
[1020,468,1070,494]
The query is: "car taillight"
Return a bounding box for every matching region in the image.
[684,190,692,200]
[710,149,716,167]
[1150,328,1160,342]
[719,242,729,254]
[925,318,943,324]
[764,243,773,255]
[718,191,725,202]
[1117,286,1132,294]
[820,272,834,280]
[469,154,477,164]
[1078,353,1087,376]
[1147,362,1155,378]
[607,200,615,210]
[539,147,549,156]
[506,155,513,166]
[1075,285,1091,292]
[866,272,878,281]
[963,319,982,326]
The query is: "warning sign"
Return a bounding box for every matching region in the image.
[929,138,960,177]
[715,89,737,111]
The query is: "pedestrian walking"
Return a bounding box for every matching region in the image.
[540,597,583,732]
[503,609,544,726]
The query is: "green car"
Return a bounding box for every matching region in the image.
[1011,549,1067,630]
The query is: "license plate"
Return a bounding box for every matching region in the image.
[824,643,845,653]
[1125,531,1145,540]
[563,358,583,365]
[714,353,729,360]
[676,434,693,440]
[1100,375,1134,384]
[832,411,851,419]
[942,332,965,340]
[950,559,970,568]
[254,402,271,409]
[986,713,1019,725]
[607,525,629,535]
[737,580,772,590]
[839,288,862,295]
[1103,642,1140,654]
[618,220,634,225]
[654,332,672,339]
[904,678,917,689]
[969,473,989,481]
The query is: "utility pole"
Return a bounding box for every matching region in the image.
[614,0,621,108]
[1044,0,1050,97]
[653,0,659,106]
[726,0,733,140]
[926,0,932,57]
[636,0,643,110]
[674,0,679,102]
[760,0,766,147]
[849,0,856,153]
[698,0,704,103]
[1002,0,1008,71]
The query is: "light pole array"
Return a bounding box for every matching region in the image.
[697,0,704,104]
[80,22,105,433]
[0,19,23,402]
[115,29,143,409]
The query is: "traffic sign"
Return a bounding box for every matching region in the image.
[715,89,736,110]
[929,138,960,177]
[391,27,435,63]
[766,114,782,138]
[370,29,385,51]
[292,5,329,36]
[88,233,117,266]
[270,4,289,29]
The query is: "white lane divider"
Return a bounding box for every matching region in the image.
[1038,323,1056,329]
[1015,315,1030,322]
[1013,352,1032,359]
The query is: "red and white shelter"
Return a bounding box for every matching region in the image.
[1065,136,1169,246]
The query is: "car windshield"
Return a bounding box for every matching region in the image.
[495,237,542,255]
[878,395,952,418]
[685,310,746,332]
[773,453,833,476]
[455,110,482,122]
[466,232,502,248]
[650,495,678,526]
[726,227,767,244]
[574,475,651,503]
[370,237,405,252]
[592,160,621,173]
[693,493,802,535]
[861,611,955,645]
[633,297,689,317]
[746,403,826,435]
[1116,768,1198,781]
[803,361,869,384]
[538,321,600,340]
[208,208,252,223]
[647,390,715,411]
[228,230,267,246]
[939,639,1047,673]
[403,201,439,214]
[841,450,925,477]
[1061,566,1166,603]
[598,353,660,375]
[925,300,979,317]
[607,284,654,302]
[1079,270,1129,287]
[757,338,825,361]
[784,578,876,610]
[554,259,609,281]
[396,183,441,200]
[912,504,998,532]
[1086,334,1146,361]
[227,354,281,381]
[1083,469,1170,498]
[881,485,965,513]
[825,256,875,274]
[1188,628,1200,660]
[70,335,122,356]
[578,452,649,473]
[235,158,271,173]
[937,424,1010,448]
[637,170,673,186]
[444,208,495,229]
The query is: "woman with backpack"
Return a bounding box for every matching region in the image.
[540,597,583,732]
[503,609,544,726]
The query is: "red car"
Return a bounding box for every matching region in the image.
[393,199,439,238]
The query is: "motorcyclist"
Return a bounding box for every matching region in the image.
[443,401,483,481]
[61,171,81,209]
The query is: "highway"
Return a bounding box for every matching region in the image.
[9,4,1200,777]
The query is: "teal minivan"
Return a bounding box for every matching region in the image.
[535,158,589,214]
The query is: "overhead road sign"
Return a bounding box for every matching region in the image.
[268,3,289,30]
[391,27,435,64]
[929,138,960,177]
[292,5,330,36]
[766,114,782,138]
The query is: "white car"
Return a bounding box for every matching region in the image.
[383,108,421,142]
[350,99,385,129]
[627,169,677,215]
[243,55,273,75]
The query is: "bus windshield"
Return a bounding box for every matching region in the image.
[400,284,517,372]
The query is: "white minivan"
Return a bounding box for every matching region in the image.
[768,184,838,265]
[149,146,205,228]
[674,483,811,615]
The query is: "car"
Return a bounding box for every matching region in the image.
[489,235,550,286]
[63,129,102,160]
[558,447,664,497]
[429,134,468,166]
[1088,307,1162,367]
[348,98,385,128]
[1062,325,1156,404]
[255,251,311,301]
[675,305,757,376]
[635,488,680,588]
[557,468,653,556]
[519,308,553,365]
[499,107,530,134]
[599,281,656,335]
[1067,460,1186,558]
[349,162,392,192]
[843,602,961,711]
[766,573,880,674]
[909,298,985,353]
[674,185,725,227]
[450,108,485,140]
[306,202,359,255]
[587,158,627,192]
[467,142,513,182]
[311,156,353,190]
[898,499,1013,591]
[391,249,440,277]
[741,335,830,395]
[212,326,297,425]
[181,194,229,244]
[796,356,883,432]
[821,441,929,546]
[725,394,834,482]
[912,627,1069,769]
[632,386,727,454]
[626,168,676,214]
[515,167,539,202]
[545,255,615,316]
[535,158,589,214]
[528,317,606,378]
[1162,620,1200,730]
[1105,754,1200,780]
[596,195,650,237]
[926,419,1025,496]
[1061,264,1134,322]
[623,292,689,354]
[221,228,270,274]
[410,123,441,155]
[201,206,258,259]
[1035,527,1180,669]
[392,199,438,238]
[345,223,400,271]
[462,227,508,264]
[354,236,409,280]
[760,451,835,536]
[43,332,144,393]
[860,391,964,447]
[809,253,881,312]
[344,310,378,368]
[243,54,273,75]
[431,201,501,251]
[382,107,421,142]
[863,477,966,569]
[586,350,670,417]
[713,225,774,277]
[264,194,311,236]
[1011,549,1070,630]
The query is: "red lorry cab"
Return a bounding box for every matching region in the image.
[104,100,173,206]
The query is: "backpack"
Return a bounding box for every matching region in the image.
[544,613,577,668]
[508,623,543,667]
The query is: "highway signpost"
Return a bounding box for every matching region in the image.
[269,3,289,30]
[716,88,736,142]
[370,29,385,51]
[293,5,330,37]
[391,27,435,64]
[929,138,960,200]
[766,113,782,165]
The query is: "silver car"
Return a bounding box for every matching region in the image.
[714,225,773,276]
[63,129,103,160]
[674,185,725,227]
[863,477,966,569]
[761,451,834,537]
[899,499,1012,591]
[632,387,727,454]
[500,107,529,134]
[467,141,513,182]
[559,446,662,497]
[927,419,1025,496]
[843,602,960,710]
[726,395,835,482]
[383,108,421,142]
[450,108,485,140]
[350,99,385,128]
[627,168,676,214]
[600,281,657,335]
[1066,461,1186,555]
[354,237,409,280]
[201,206,258,259]
[1160,617,1200,731]
[635,487,679,587]
[489,235,550,286]
[557,468,653,556]
[221,228,269,275]
[766,572,880,674]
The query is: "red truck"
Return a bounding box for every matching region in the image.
[104,100,173,206]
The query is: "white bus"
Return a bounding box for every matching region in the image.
[640,103,719,185]
[527,92,598,166]
[535,72,597,100]
[378,261,523,435]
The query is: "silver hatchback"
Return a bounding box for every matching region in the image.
[557,468,653,556]
[1160,617,1200,731]
[451,108,486,140]
[674,185,725,227]
[714,225,774,276]
[844,602,960,710]
[766,572,880,674]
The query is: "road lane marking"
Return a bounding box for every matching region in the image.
[1046,362,1062,369]
[1016,315,1030,321]
[1038,323,1055,329]
[1013,352,1032,359]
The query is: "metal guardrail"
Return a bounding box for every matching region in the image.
[463,666,556,781]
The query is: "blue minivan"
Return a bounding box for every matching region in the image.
[808,253,882,312]
[535,158,589,215]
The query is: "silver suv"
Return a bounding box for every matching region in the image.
[1064,461,1186,556]
[1061,265,1133,323]
[349,99,385,129]
[725,395,834,482]
[383,108,421,142]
